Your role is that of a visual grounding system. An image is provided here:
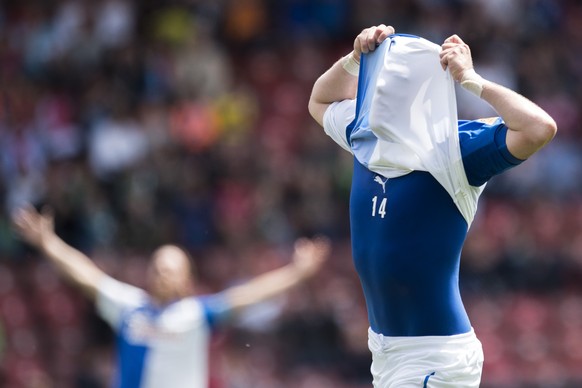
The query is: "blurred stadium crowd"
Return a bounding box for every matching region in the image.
[1,0,582,387]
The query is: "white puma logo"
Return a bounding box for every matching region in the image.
[374,176,388,193]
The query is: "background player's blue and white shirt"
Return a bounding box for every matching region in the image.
[96,276,226,388]
[322,35,524,338]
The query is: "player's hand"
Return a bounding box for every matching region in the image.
[439,34,474,83]
[11,205,55,248]
[352,24,395,62]
[291,237,330,277]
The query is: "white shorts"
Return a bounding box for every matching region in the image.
[368,328,484,387]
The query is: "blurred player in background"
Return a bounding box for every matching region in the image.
[308,25,556,386]
[12,205,330,388]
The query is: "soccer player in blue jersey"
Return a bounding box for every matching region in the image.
[308,25,556,387]
[12,205,330,388]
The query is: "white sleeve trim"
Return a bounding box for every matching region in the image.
[323,100,356,153]
[96,275,147,330]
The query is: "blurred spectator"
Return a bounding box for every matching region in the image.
[88,98,149,180]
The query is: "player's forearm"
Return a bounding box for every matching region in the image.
[312,54,359,103]
[225,264,312,311]
[40,235,104,299]
[481,82,555,136]
[308,53,359,125]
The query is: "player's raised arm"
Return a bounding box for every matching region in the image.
[440,34,557,160]
[308,24,395,127]
[221,237,330,313]
[12,205,106,300]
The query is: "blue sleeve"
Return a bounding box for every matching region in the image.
[458,119,525,187]
[198,294,232,331]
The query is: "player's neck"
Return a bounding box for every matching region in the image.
[150,289,192,307]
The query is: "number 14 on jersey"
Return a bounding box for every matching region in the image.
[371,196,387,218]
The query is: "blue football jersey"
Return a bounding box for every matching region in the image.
[96,276,227,388]
[323,34,523,336]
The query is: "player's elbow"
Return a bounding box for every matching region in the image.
[531,115,558,148]
[307,96,316,118]
[307,97,317,119]
[507,114,557,160]
[308,96,326,127]
[545,116,558,140]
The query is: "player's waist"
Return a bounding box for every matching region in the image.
[368,326,477,354]
[358,274,471,337]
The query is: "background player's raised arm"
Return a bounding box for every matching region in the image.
[11,205,106,300]
[221,237,330,314]
[308,24,395,126]
[440,34,557,160]
[12,204,330,315]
